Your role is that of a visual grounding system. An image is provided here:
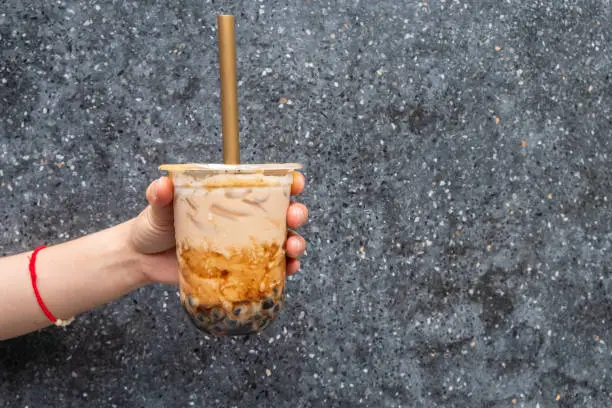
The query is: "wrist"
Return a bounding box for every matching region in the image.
[31,219,150,322]
[122,244,150,290]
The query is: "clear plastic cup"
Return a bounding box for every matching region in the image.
[159,163,302,336]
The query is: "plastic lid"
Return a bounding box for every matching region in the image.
[159,163,302,173]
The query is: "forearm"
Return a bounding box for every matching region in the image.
[0,219,147,340]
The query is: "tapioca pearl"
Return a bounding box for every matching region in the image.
[215,318,229,330]
[227,319,239,329]
[262,297,275,310]
[196,313,209,324]
[273,304,280,313]
[185,308,212,331]
[232,306,243,317]
[195,321,208,330]
[233,302,254,319]
[265,305,277,315]
[211,307,226,322]
[233,305,247,317]
[188,295,199,308]
[195,305,209,317]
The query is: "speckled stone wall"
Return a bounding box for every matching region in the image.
[1,1,611,407]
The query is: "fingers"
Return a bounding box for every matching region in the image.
[286,258,301,275]
[291,171,306,196]
[287,202,308,229]
[286,231,306,259]
[286,173,307,275]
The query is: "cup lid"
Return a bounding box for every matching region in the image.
[159,163,302,173]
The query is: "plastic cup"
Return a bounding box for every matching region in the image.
[159,163,302,336]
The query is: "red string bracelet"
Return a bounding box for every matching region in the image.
[29,245,74,327]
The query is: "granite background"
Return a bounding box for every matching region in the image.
[1,0,611,407]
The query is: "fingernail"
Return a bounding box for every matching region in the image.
[297,238,306,254]
[293,206,305,220]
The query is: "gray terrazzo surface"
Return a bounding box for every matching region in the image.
[1,1,611,407]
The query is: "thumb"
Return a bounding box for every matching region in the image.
[146,176,174,228]
[131,177,176,254]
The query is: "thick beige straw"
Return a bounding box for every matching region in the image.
[217,14,240,164]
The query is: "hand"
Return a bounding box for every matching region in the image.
[285,171,308,274]
[130,172,309,284]
[129,176,177,284]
